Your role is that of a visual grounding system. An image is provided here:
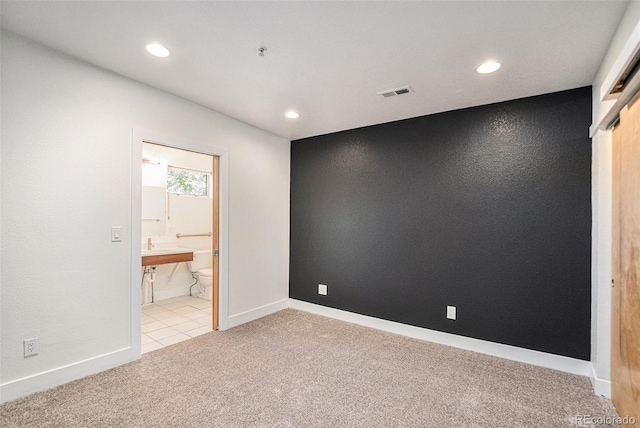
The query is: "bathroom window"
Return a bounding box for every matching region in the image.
[167,167,210,197]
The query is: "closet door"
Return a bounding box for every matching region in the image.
[611,97,640,422]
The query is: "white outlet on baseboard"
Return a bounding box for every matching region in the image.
[318,284,328,295]
[24,338,39,357]
[447,306,456,320]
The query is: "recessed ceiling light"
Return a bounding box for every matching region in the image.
[285,111,300,119]
[476,61,501,74]
[146,43,171,58]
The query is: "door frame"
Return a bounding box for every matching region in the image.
[130,129,230,359]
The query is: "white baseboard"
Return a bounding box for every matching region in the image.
[0,300,599,404]
[0,347,134,404]
[289,299,592,378]
[590,362,612,398]
[228,298,289,329]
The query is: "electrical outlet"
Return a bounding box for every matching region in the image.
[318,284,328,296]
[447,306,456,320]
[24,338,39,357]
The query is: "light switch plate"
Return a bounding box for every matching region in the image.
[111,226,122,242]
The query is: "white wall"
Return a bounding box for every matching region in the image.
[0,31,290,402]
[591,129,613,396]
[590,0,640,397]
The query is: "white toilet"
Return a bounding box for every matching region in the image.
[188,250,214,300]
[195,268,214,300]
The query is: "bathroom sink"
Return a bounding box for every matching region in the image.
[142,247,193,257]
[142,247,193,266]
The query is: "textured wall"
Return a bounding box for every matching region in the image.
[290,87,592,360]
[1,30,290,390]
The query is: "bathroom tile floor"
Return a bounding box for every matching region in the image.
[141,295,213,354]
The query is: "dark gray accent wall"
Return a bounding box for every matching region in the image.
[290,87,592,360]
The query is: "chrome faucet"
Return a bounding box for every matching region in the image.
[147,238,155,250]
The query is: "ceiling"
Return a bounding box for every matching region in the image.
[0,1,628,140]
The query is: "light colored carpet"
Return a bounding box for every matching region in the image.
[0,309,618,427]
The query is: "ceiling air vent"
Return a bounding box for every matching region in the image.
[378,86,413,98]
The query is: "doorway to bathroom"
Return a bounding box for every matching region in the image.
[132,131,227,355]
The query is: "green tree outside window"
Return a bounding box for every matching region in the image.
[167,168,209,196]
